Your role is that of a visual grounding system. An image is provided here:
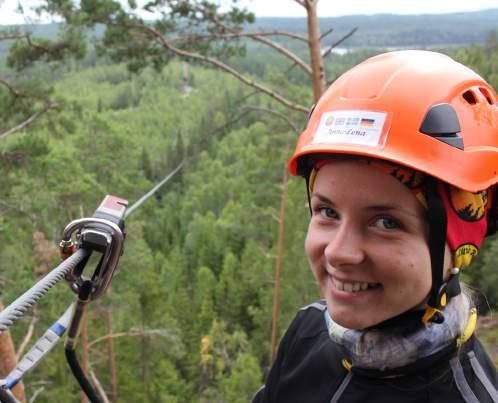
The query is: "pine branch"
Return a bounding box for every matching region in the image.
[0,103,57,140]
[25,34,52,53]
[0,78,59,139]
[0,78,26,98]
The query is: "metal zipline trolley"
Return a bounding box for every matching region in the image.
[0,161,182,403]
[0,195,128,403]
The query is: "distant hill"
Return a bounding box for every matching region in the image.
[2,8,498,56]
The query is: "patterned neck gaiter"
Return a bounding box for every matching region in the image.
[324,293,472,371]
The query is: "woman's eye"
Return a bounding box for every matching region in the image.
[318,207,338,219]
[373,217,401,230]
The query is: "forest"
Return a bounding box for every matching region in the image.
[1,1,498,402]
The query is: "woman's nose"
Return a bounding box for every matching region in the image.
[323,224,365,268]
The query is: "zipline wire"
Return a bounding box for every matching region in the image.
[125,161,183,219]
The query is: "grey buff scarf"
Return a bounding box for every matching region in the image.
[324,294,471,371]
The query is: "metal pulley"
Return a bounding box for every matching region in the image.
[60,195,128,300]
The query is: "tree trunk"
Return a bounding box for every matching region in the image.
[270,147,290,363]
[0,302,26,403]
[306,0,326,101]
[107,308,118,403]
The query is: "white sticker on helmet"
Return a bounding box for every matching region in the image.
[312,110,388,147]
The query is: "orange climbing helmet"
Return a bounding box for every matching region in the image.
[288,50,498,193]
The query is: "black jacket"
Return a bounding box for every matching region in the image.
[253,301,498,403]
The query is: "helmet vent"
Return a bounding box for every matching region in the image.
[462,90,477,105]
[420,103,464,150]
[479,87,495,105]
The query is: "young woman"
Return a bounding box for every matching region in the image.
[253,50,498,402]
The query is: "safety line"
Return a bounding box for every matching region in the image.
[3,304,74,390]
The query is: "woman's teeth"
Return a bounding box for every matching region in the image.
[334,279,379,292]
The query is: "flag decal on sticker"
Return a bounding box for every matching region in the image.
[325,116,335,126]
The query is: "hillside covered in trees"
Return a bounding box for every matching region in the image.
[2,3,498,402]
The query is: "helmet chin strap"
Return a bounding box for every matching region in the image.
[423,178,461,324]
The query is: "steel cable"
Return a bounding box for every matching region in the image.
[0,249,89,333]
[125,161,183,219]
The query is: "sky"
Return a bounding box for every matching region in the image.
[1,0,498,24]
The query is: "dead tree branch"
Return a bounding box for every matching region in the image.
[172,30,308,43]
[15,313,37,360]
[242,33,311,75]
[0,33,26,41]
[242,106,300,133]
[322,27,358,59]
[89,370,110,403]
[28,387,45,403]
[190,5,312,75]
[173,31,312,74]
[158,39,307,112]
[320,27,334,40]
[89,328,176,348]
[188,8,312,75]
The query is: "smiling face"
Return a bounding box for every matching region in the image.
[306,160,437,329]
